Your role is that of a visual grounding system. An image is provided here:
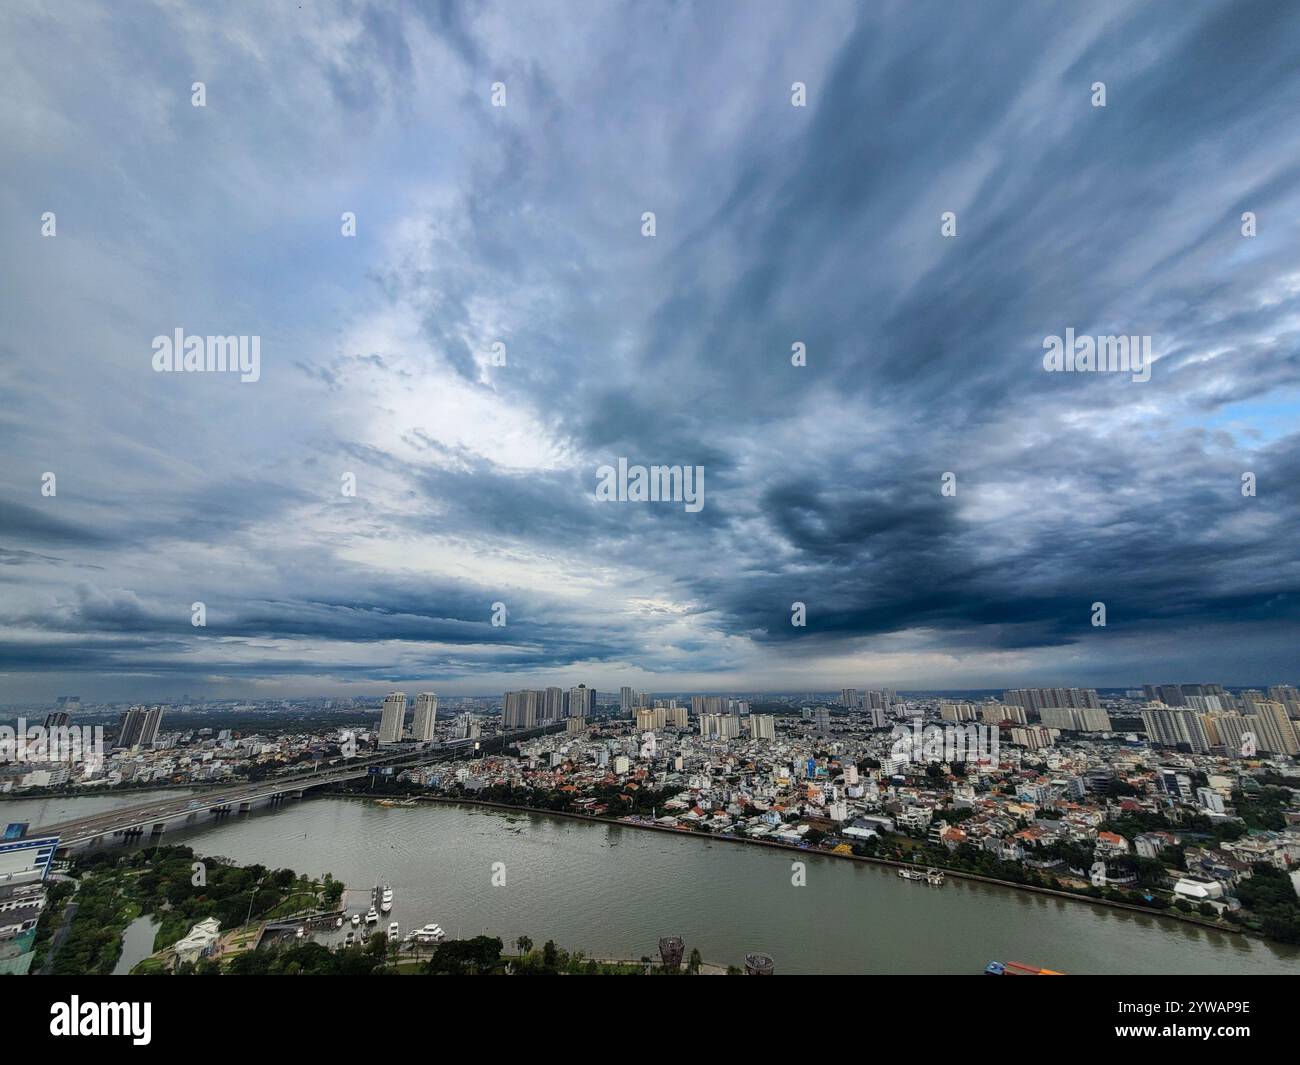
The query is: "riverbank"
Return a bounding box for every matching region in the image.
[362,792,1250,942]
[134,788,1294,973]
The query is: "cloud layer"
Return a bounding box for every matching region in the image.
[2,0,1298,700]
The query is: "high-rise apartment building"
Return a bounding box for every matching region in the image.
[1267,686,1300,718]
[544,687,566,720]
[1005,688,1101,712]
[568,684,594,720]
[940,702,979,722]
[503,690,540,730]
[1009,726,1055,750]
[979,703,1027,725]
[1250,702,1300,756]
[411,692,438,742]
[140,706,164,747]
[1211,713,1249,754]
[698,714,741,741]
[1157,685,1187,707]
[115,705,166,749]
[379,692,407,745]
[1039,707,1112,732]
[635,707,668,731]
[1142,709,1211,753]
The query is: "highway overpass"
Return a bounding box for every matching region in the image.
[29,750,426,849]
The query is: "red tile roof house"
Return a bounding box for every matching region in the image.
[1094,830,1131,856]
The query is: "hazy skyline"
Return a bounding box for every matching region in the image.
[3,1,1299,702]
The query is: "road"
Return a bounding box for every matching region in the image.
[30,750,428,847]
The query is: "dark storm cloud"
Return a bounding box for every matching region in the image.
[0,501,109,546]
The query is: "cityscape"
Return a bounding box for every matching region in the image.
[0,0,1296,1039]
[3,679,1299,980]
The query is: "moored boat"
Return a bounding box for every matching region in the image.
[407,922,446,944]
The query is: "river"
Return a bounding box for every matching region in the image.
[1,789,198,829]
[62,794,1297,975]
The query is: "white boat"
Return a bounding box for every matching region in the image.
[380,885,394,913]
[387,921,399,942]
[408,923,446,944]
[898,866,945,885]
[350,912,360,927]
[365,907,379,924]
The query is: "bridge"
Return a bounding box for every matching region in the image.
[30,749,429,849]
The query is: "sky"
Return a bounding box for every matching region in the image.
[1,0,1298,703]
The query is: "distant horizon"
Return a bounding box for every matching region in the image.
[2,679,1293,712]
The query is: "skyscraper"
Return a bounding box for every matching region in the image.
[1005,688,1101,712]
[115,705,166,749]
[115,706,143,748]
[379,692,407,745]
[814,707,831,736]
[139,706,165,747]
[1250,702,1300,756]
[503,690,540,730]
[1267,686,1300,718]
[569,684,594,719]
[544,687,566,720]
[1142,709,1210,753]
[411,692,438,742]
